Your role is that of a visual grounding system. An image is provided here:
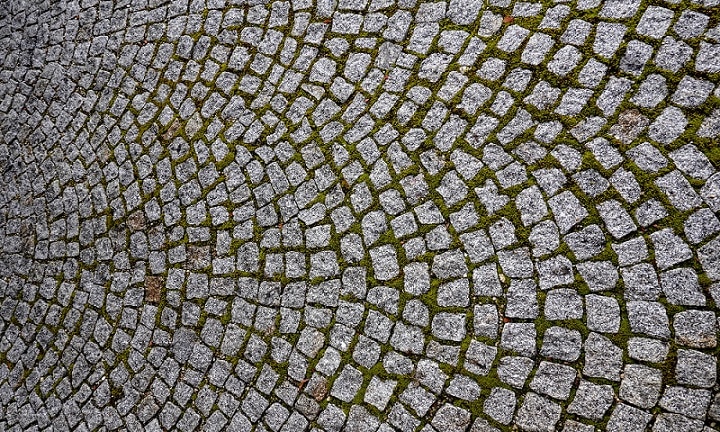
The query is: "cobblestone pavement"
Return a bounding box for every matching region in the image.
[1,0,720,431]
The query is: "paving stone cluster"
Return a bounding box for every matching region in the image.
[1,0,720,430]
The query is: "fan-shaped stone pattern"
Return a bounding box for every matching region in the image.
[0,0,719,431]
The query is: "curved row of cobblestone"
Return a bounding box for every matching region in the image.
[1,0,720,431]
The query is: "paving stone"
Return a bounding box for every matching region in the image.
[317,405,345,432]
[483,387,516,425]
[594,22,627,58]
[660,268,706,306]
[567,380,614,420]
[612,236,648,266]
[522,33,555,66]
[529,220,560,257]
[544,289,583,321]
[473,304,498,339]
[437,279,470,307]
[431,404,471,432]
[515,393,561,432]
[364,377,396,411]
[622,263,661,301]
[627,337,669,363]
[447,0,483,25]
[432,313,466,342]
[548,191,588,234]
[651,229,693,270]
[672,78,715,109]
[404,262,430,295]
[562,421,594,432]
[497,356,534,389]
[432,250,468,279]
[627,301,670,339]
[548,46,583,77]
[620,40,653,75]
[597,200,636,239]
[505,279,538,319]
[709,394,720,422]
[540,327,582,362]
[500,323,536,357]
[488,218,517,250]
[675,349,716,388]
[472,263,503,297]
[652,413,705,432]
[564,225,606,260]
[526,81,560,111]
[698,236,720,281]
[655,36,693,73]
[497,248,533,278]
[403,299,429,327]
[619,364,662,409]
[649,107,688,145]
[447,375,481,401]
[330,365,363,403]
[574,169,609,197]
[674,310,716,350]
[464,340,497,376]
[609,112,649,147]
[606,404,652,432]
[390,322,425,355]
[627,142,668,172]
[636,6,675,39]
[530,361,577,400]
[673,10,709,40]
[416,359,449,394]
[635,199,668,227]
[496,25,530,53]
[537,256,574,290]
[345,405,379,432]
[696,41,720,73]
[576,261,618,292]
[369,245,399,281]
[460,230,494,263]
[583,332,623,381]
[659,387,712,420]
[353,335,381,368]
[586,294,620,333]
[400,383,436,417]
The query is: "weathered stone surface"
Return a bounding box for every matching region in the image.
[1,2,717,430]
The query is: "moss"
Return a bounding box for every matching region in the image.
[17,0,720,427]
[109,382,124,402]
